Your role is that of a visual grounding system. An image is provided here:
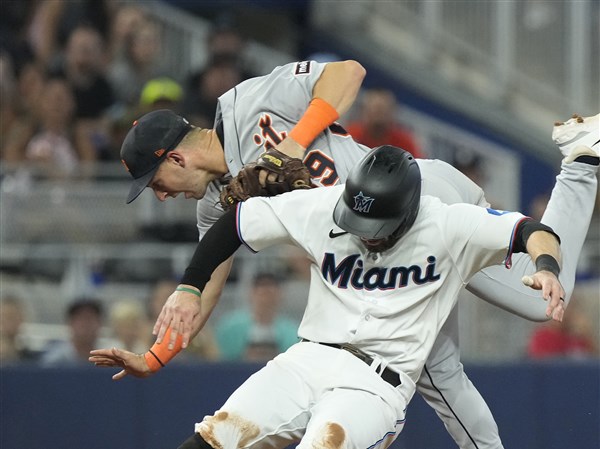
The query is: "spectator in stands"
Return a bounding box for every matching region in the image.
[108,18,170,108]
[27,0,115,67]
[1,59,46,162]
[215,272,298,362]
[40,298,114,366]
[527,293,598,359]
[3,76,96,176]
[109,299,149,354]
[452,150,486,188]
[148,279,220,361]
[282,246,312,282]
[0,52,18,154]
[50,24,114,121]
[13,0,60,68]
[346,88,423,158]
[49,23,115,160]
[139,77,184,114]
[0,1,36,72]
[103,109,139,162]
[107,4,147,62]
[15,60,46,118]
[181,55,244,128]
[0,295,39,364]
[204,20,256,79]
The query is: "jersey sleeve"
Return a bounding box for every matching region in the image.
[236,192,303,252]
[217,60,330,175]
[248,61,328,122]
[236,186,332,252]
[196,182,225,241]
[440,203,527,281]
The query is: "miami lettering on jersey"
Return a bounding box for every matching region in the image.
[321,253,441,290]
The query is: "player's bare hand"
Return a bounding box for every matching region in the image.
[153,285,202,349]
[275,137,305,159]
[89,348,152,381]
[522,271,566,321]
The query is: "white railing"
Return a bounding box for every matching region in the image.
[310,0,599,159]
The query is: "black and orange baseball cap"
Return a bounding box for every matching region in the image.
[120,109,191,203]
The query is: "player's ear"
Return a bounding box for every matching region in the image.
[167,151,186,167]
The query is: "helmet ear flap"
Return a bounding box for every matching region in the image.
[390,186,421,241]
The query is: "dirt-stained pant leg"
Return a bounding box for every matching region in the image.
[194,357,309,449]
[466,160,598,319]
[196,343,410,449]
[417,306,504,449]
[299,388,404,449]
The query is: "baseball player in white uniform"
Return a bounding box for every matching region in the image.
[101,60,598,448]
[91,146,565,449]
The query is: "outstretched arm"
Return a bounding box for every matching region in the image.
[465,120,598,321]
[519,226,565,321]
[153,257,233,349]
[90,208,242,379]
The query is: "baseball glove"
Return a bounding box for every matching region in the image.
[219,148,312,210]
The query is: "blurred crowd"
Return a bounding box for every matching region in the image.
[0,1,262,176]
[2,277,598,367]
[0,270,307,366]
[0,1,430,177]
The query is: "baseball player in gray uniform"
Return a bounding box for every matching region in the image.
[106,60,598,448]
[91,146,565,449]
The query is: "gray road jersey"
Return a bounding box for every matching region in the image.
[196,60,487,240]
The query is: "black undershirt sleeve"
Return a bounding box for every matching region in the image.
[512,218,560,253]
[179,208,242,291]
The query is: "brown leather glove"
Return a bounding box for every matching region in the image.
[219,148,312,210]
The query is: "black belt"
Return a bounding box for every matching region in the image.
[301,339,401,387]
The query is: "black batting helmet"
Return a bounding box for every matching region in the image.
[333,145,421,240]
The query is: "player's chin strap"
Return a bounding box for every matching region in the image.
[144,327,183,372]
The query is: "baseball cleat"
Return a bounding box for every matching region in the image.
[552,113,599,159]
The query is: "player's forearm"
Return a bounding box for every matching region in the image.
[313,60,366,116]
[188,257,234,340]
[180,208,241,290]
[145,252,236,372]
[283,61,365,155]
[526,230,562,274]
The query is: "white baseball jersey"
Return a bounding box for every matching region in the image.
[237,186,524,383]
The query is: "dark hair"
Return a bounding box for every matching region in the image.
[252,272,281,286]
[67,299,103,318]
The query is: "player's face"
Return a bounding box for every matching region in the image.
[149,160,212,201]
